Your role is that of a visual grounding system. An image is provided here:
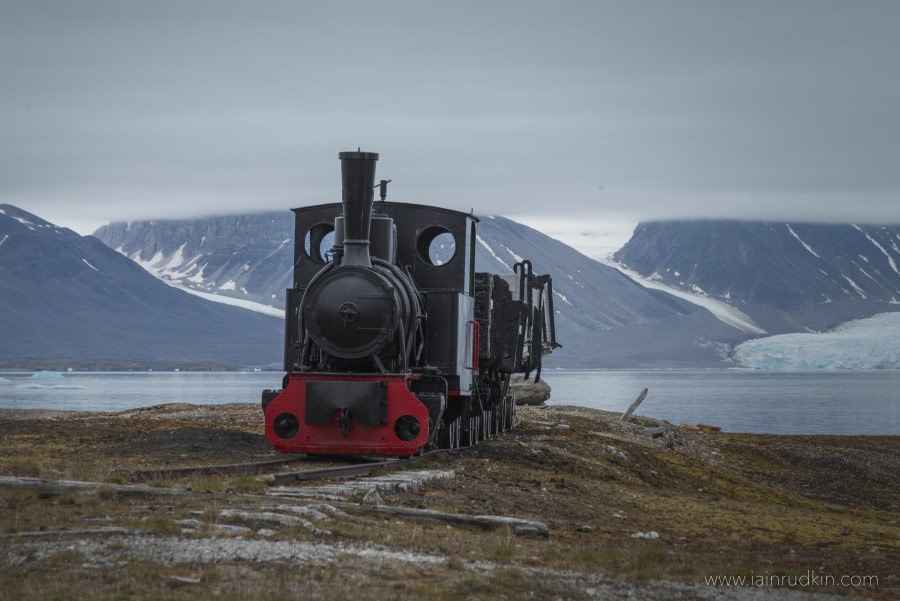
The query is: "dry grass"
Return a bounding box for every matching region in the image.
[1,404,897,600]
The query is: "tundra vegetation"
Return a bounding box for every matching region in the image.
[0,403,896,600]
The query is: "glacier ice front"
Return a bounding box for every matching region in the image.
[734,312,900,369]
[30,370,65,380]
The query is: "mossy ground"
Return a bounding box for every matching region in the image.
[0,404,896,600]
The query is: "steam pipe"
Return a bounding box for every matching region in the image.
[338,150,379,267]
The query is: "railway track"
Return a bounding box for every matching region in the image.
[131,450,448,485]
[270,450,447,486]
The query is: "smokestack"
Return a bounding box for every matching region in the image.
[338,150,379,267]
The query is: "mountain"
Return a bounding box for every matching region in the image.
[613,221,900,334]
[0,205,282,368]
[93,212,292,312]
[95,210,753,368]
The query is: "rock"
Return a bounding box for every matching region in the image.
[510,375,551,406]
[630,531,660,539]
[361,488,385,506]
[598,444,630,462]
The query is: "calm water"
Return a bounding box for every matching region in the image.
[541,369,899,435]
[0,372,282,412]
[1,370,898,435]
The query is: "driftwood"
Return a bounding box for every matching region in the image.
[0,476,548,538]
[697,423,722,432]
[620,387,649,422]
[0,476,200,499]
[366,505,547,538]
[268,486,548,537]
[0,526,141,538]
[218,509,331,536]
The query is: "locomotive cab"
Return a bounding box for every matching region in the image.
[263,150,558,455]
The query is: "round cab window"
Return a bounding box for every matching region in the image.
[304,223,335,264]
[417,226,456,266]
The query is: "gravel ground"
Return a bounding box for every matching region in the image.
[4,532,854,600]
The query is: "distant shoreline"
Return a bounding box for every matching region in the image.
[0,357,278,372]
[4,358,899,373]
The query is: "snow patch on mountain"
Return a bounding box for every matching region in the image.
[475,235,512,272]
[504,246,524,263]
[162,281,284,318]
[263,239,292,261]
[854,224,899,275]
[603,260,767,335]
[842,275,867,299]
[118,245,282,315]
[734,312,900,369]
[553,290,572,306]
[786,224,820,258]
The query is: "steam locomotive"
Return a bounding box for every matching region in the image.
[262,150,559,455]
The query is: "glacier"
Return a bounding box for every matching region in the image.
[30,370,65,380]
[734,312,900,369]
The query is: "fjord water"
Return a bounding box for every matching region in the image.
[542,369,899,435]
[1,370,897,435]
[0,372,283,413]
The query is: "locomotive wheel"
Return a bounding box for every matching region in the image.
[503,395,515,431]
[493,404,503,434]
[437,416,461,450]
[466,414,482,447]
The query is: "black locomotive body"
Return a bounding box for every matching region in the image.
[262,151,558,455]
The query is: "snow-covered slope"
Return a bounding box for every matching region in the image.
[614,220,900,334]
[0,205,283,367]
[473,215,751,367]
[94,213,293,311]
[601,260,766,335]
[734,312,900,369]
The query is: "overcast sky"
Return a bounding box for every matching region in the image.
[2,1,899,240]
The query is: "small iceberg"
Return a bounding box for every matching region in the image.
[0,376,10,384]
[16,383,50,389]
[30,370,65,380]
